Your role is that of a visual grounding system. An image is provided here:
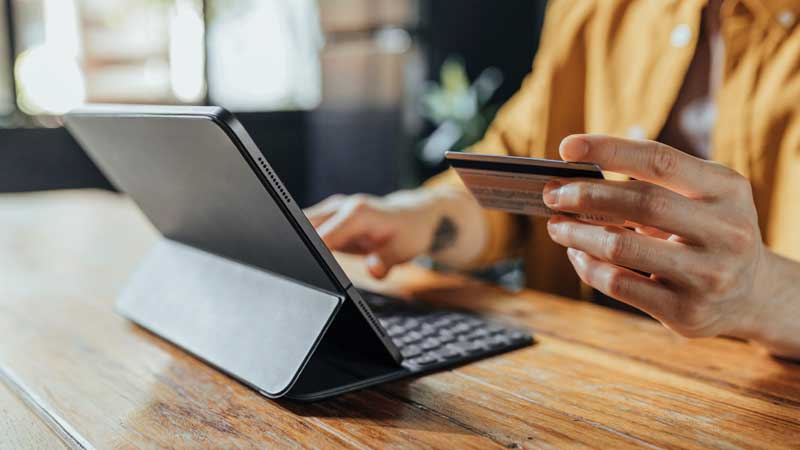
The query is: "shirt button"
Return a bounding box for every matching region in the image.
[778,10,796,28]
[670,24,692,48]
[627,125,646,140]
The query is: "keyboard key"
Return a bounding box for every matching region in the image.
[387,325,406,337]
[394,335,414,346]
[409,354,438,366]
[446,342,469,353]
[466,328,490,339]
[419,324,437,337]
[401,318,420,329]
[437,332,456,344]
[401,345,422,359]
[451,323,471,334]
[464,317,484,327]
[379,317,400,327]
[405,331,423,343]
[431,318,452,328]
[487,335,508,348]
[464,339,487,353]
[486,324,506,334]
[507,331,529,342]
[421,338,441,351]
[442,313,464,322]
[437,346,463,360]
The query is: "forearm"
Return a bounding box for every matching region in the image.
[421,186,491,270]
[743,251,800,360]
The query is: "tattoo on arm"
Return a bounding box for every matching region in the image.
[429,216,458,254]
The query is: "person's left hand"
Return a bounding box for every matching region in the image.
[543,134,771,339]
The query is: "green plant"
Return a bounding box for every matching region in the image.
[418,56,502,166]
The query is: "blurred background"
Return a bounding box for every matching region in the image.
[0,0,546,207]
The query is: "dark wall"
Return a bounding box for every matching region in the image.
[423,0,547,106]
[305,108,407,206]
[235,112,308,205]
[0,127,113,192]
[412,0,547,181]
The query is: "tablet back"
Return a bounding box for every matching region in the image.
[65,106,338,293]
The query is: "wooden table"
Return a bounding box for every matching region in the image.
[1,190,799,450]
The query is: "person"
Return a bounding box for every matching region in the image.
[305,0,800,360]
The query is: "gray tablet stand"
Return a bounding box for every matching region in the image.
[116,238,399,400]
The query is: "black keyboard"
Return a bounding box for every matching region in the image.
[358,290,533,370]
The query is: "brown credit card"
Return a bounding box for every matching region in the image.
[445,151,617,223]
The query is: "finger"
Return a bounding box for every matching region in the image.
[366,242,409,279]
[316,200,375,250]
[543,179,716,243]
[566,248,678,323]
[340,234,393,255]
[549,215,696,286]
[559,134,730,198]
[304,194,346,226]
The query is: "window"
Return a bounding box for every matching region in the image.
[10,0,205,115]
[205,0,419,111]
[0,2,14,116]
[205,0,322,111]
[318,0,419,110]
[0,0,420,118]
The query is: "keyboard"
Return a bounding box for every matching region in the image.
[358,290,534,370]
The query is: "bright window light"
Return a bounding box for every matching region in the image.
[15,0,85,114]
[16,46,85,114]
[169,0,206,103]
[207,0,322,111]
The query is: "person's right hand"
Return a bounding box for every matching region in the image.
[304,190,445,278]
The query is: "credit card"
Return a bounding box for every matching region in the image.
[445,151,617,223]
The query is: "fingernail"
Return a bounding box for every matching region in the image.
[546,219,559,235]
[543,180,563,207]
[366,254,387,277]
[547,215,569,237]
[560,136,589,160]
[366,253,380,267]
[566,248,578,259]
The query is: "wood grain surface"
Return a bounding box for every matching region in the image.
[0,375,68,450]
[1,190,799,450]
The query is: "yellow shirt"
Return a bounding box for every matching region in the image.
[429,0,800,299]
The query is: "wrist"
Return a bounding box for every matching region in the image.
[735,248,800,359]
[418,186,489,268]
[409,186,452,230]
[731,245,777,342]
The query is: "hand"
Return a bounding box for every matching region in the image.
[304,190,442,278]
[543,134,772,340]
[306,187,489,278]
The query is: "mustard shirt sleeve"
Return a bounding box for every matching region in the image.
[423,0,586,269]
